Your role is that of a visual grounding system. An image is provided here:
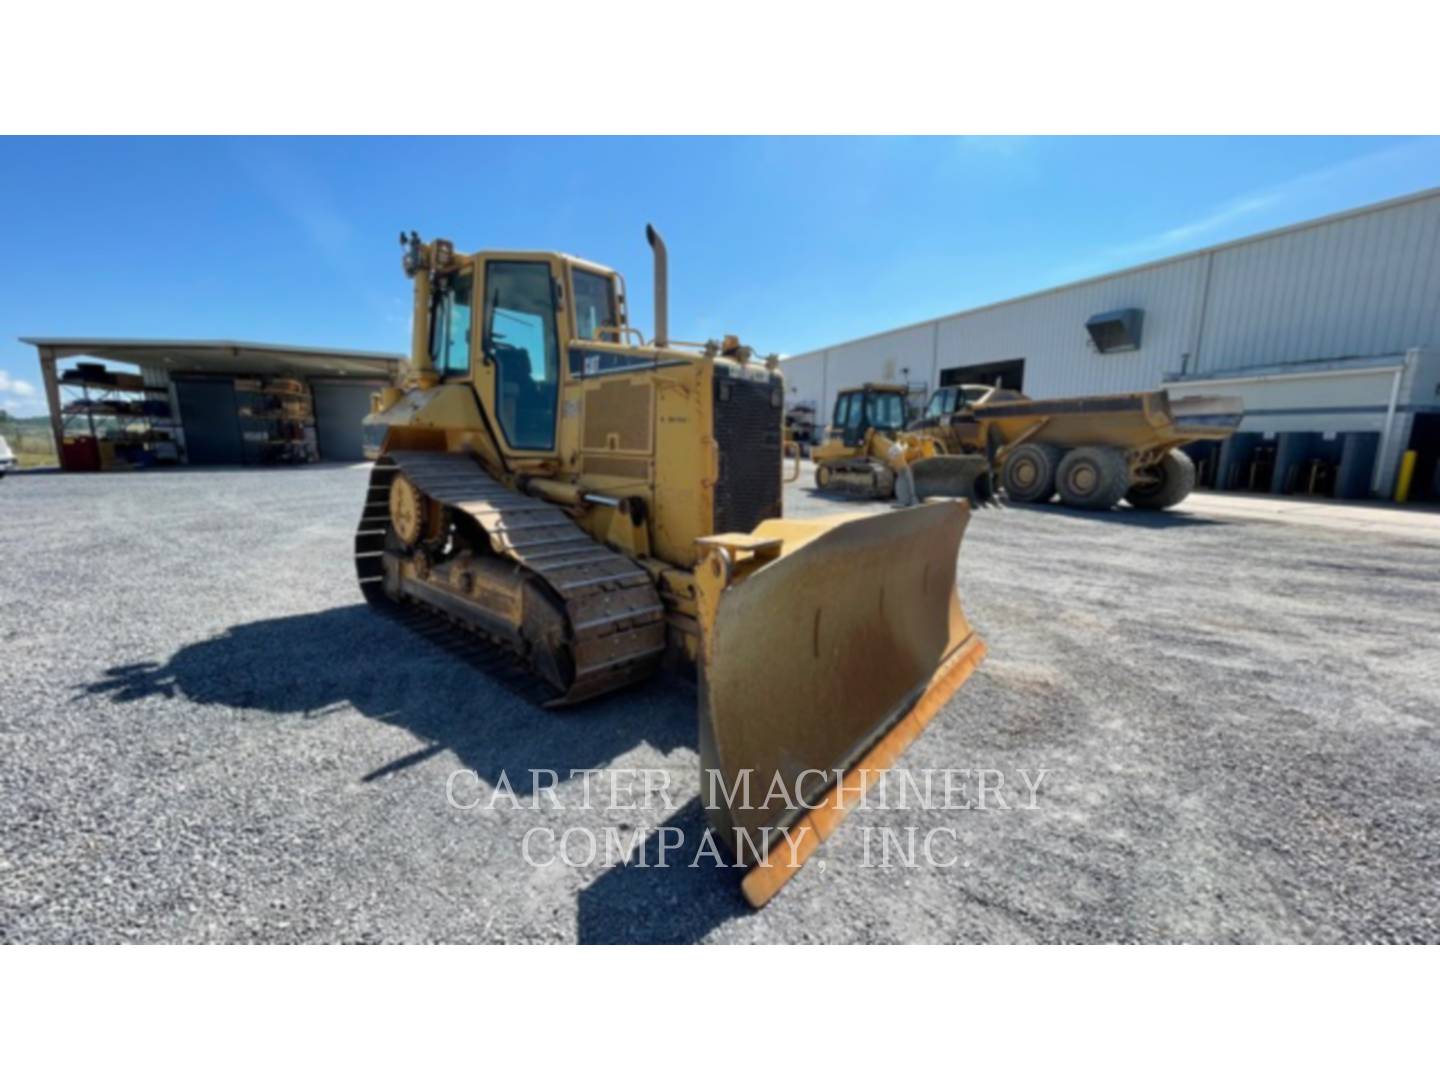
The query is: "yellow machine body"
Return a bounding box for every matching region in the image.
[910,383,1243,510]
[353,230,985,906]
[812,383,992,503]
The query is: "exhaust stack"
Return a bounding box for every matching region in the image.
[646,223,668,347]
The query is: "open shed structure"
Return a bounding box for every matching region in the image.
[22,338,403,471]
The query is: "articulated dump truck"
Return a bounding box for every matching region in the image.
[911,384,1243,511]
[354,227,985,907]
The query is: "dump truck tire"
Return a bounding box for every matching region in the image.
[1001,444,1063,503]
[1125,448,1197,510]
[1056,446,1129,509]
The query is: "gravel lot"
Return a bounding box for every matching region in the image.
[2,463,1438,943]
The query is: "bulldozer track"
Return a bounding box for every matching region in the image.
[354,451,666,705]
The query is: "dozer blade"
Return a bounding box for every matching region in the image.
[909,454,995,505]
[694,501,985,908]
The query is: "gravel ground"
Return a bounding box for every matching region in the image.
[2,463,1438,943]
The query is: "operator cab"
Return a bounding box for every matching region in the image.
[831,384,908,447]
[922,383,1023,420]
[417,238,628,455]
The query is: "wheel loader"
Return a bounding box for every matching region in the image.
[910,384,1243,510]
[355,227,986,908]
[811,383,993,504]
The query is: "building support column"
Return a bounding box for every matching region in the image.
[1271,432,1311,495]
[1337,432,1378,500]
[1371,366,1405,496]
[1215,434,1252,492]
[37,347,64,464]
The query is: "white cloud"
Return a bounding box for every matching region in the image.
[1046,138,1440,285]
[0,371,38,398]
[1113,138,1438,265]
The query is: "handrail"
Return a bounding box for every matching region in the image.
[594,325,648,346]
[782,440,803,483]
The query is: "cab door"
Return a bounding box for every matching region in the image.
[833,391,866,447]
[472,255,566,459]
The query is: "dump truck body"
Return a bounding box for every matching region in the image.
[911,385,1242,510]
[354,230,986,906]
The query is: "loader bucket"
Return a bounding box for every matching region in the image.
[694,501,985,908]
[910,454,995,505]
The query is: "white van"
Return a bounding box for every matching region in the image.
[0,434,17,476]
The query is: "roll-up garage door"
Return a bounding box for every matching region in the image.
[174,378,243,465]
[312,381,382,462]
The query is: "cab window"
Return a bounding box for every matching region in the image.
[866,393,905,430]
[925,388,955,419]
[429,273,473,376]
[483,261,560,450]
[572,269,617,341]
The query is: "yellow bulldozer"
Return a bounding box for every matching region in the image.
[811,383,993,504]
[355,227,986,907]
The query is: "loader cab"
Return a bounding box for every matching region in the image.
[832,384,907,447]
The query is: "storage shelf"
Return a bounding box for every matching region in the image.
[234,378,317,465]
[58,371,171,470]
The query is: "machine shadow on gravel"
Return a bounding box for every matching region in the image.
[83,603,754,943]
[576,797,750,944]
[79,603,696,796]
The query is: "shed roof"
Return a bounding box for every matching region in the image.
[20,337,402,379]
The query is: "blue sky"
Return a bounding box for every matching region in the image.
[2,136,1438,416]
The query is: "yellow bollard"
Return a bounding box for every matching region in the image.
[1395,449,1418,503]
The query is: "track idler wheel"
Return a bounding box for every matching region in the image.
[389,474,431,546]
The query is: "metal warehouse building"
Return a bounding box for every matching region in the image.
[783,187,1440,501]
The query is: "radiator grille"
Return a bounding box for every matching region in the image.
[712,369,783,533]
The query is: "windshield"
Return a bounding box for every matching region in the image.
[925,388,956,418]
[866,392,905,430]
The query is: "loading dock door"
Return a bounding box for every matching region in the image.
[174,378,243,465]
[941,358,1025,391]
[312,381,381,462]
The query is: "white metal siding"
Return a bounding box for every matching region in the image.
[934,255,1207,398]
[782,188,1440,423]
[826,323,934,402]
[1196,197,1440,373]
[783,351,827,415]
